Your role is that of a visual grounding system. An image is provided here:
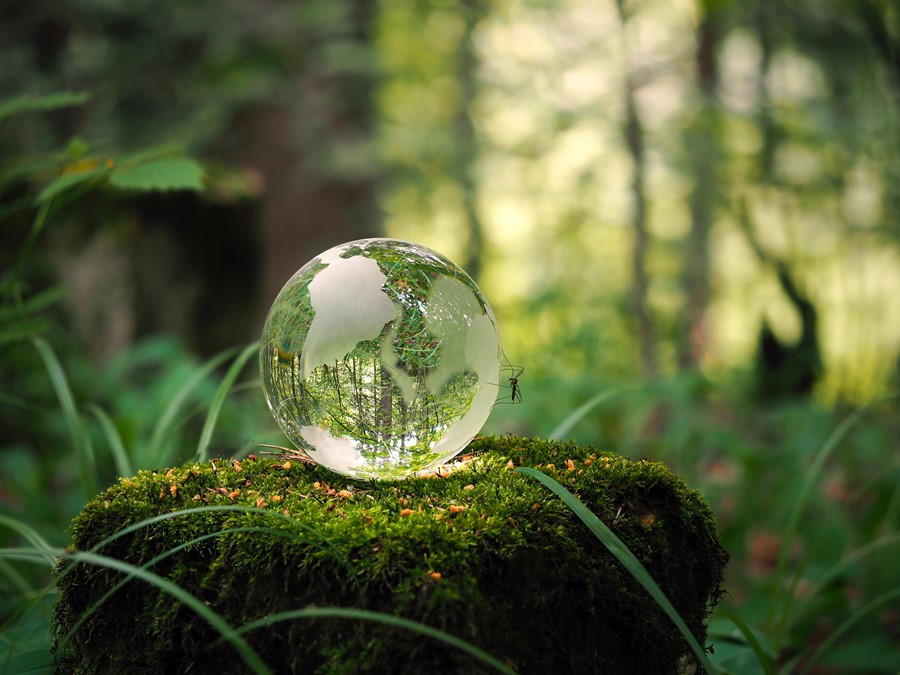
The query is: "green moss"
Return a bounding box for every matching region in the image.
[52,436,728,674]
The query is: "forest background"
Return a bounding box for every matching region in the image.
[1,0,898,673]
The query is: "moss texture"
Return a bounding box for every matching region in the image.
[52,436,728,674]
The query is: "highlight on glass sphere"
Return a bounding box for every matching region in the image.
[259,238,502,480]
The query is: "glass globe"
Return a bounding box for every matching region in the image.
[260,238,501,480]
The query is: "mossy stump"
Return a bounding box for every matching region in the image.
[52,436,728,674]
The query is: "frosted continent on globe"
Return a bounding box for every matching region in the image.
[260,239,501,480]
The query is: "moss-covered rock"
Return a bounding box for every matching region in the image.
[52,436,728,674]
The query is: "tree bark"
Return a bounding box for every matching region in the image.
[678,4,721,369]
[624,76,659,380]
[233,0,383,310]
[616,0,659,380]
[455,0,486,282]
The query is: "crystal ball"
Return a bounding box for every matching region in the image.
[260,238,501,480]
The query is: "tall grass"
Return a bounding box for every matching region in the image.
[194,341,259,463]
[143,347,237,470]
[31,337,97,501]
[766,395,897,646]
[2,500,516,674]
[1,541,273,675]
[2,335,898,673]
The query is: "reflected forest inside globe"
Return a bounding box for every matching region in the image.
[260,239,501,480]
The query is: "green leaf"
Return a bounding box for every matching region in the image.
[65,137,90,160]
[0,92,89,122]
[113,143,183,167]
[108,157,205,192]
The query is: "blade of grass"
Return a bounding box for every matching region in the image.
[785,587,900,675]
[60,549,273,675]
[57,525,324,653]
[194,342,259,462]
[0,286,67,321]
[883,464,900,534]
[144,347,235,468]
[815,532,900,593]
[782,531,900,635]
[713,606,776,675]
[0,393,45,417]
[53,505,351,588]
[0,516,55,564]
[31,337,97,500]
[0,91,89,121]
[0,587,56,675]
[217,607,516,675]
[767,394,897,644]
[515,466,721,674]
[0,550,57,567]
[86,404,133,479]
[10,201,52,304]
[0,559,37,597]
[548,388,629,440]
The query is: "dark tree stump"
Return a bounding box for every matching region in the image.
[52,436,728,674]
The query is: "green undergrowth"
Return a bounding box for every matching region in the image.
[52,436,728,674]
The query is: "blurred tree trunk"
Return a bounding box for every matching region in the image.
[233,0,383,309]
[0,0,383,353]
[616,0,659,381]
[850,0,900,235]
[856,0,900,97]
[624,76,659,380]
[754,3,776,184]
[678,0,722,369]
[745,4,823,400]
[455,0,485,282]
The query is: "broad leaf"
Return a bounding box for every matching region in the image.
[108,157,205,192]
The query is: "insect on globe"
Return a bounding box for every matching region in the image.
[260,238,503,480]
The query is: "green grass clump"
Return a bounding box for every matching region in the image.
[52,436,728,674]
